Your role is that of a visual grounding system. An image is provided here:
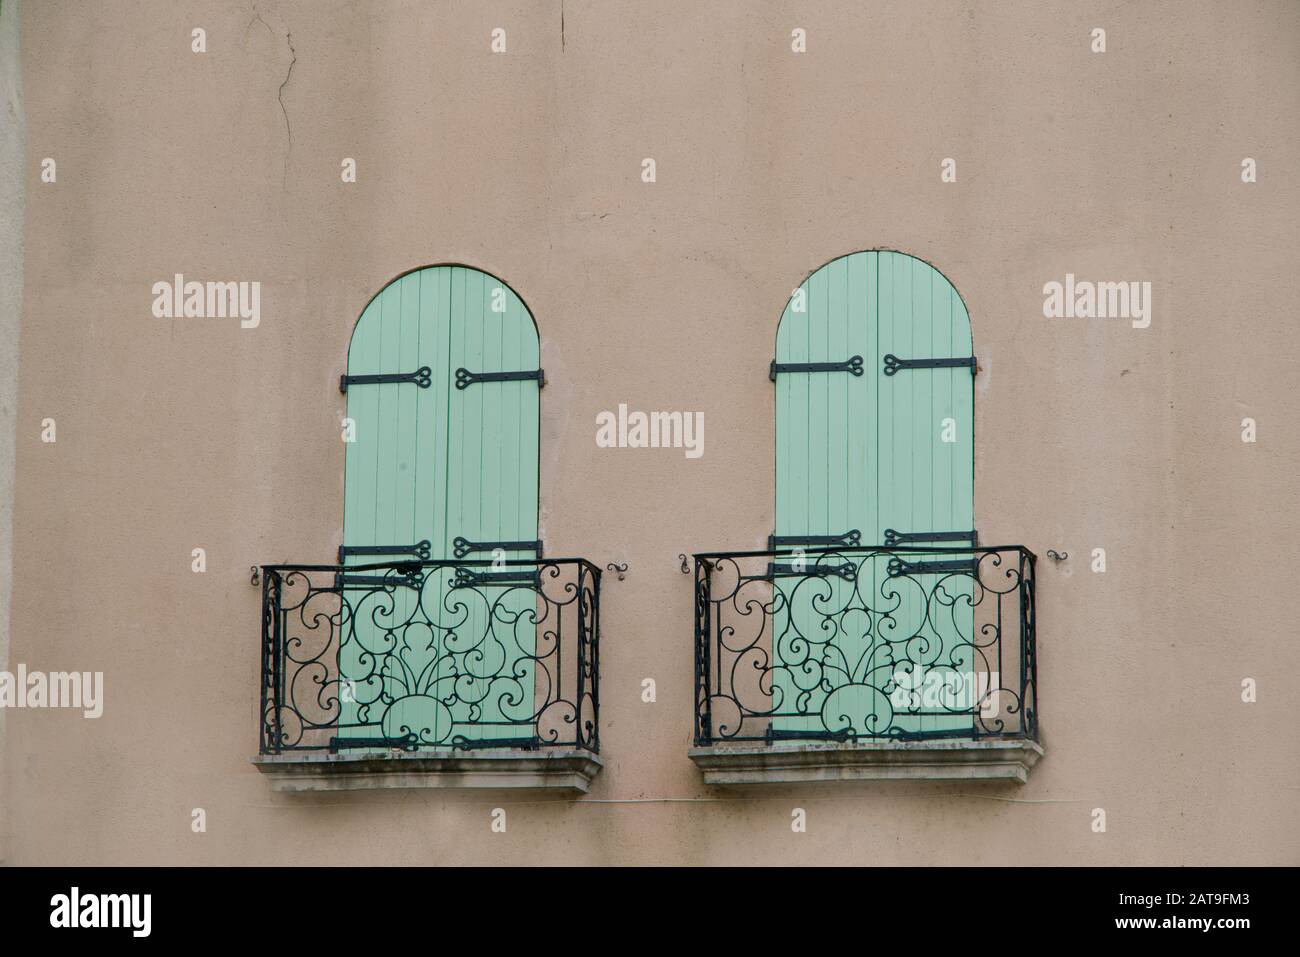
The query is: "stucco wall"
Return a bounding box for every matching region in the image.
[0,0,25,866]
[4,0,1298,864]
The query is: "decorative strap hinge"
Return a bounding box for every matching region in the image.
[339,366,432,394]
[887,557,978,578]
[452,568,542,587]
[882,354,977,376]
[455,367,545,390]
[767,727,852,744]
[765,561,855,581]
[333,569,423,590]
[329,733,419,753]
[450,735,542,752]
[338,540,431,563]
[452,537,543,559]
[768,529,861,550]
[883,529,978,547]
[769,355,863,382]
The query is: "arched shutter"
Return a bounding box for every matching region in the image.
[338,265,541,749]
[773,251,974,738]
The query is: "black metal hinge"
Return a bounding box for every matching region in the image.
[882,354,977,376]
[883,529,979,547]
[768,529,861,550]
[453,568,542,587]
[329,733,419,753]
[767,727,853,744]
[455,367,545,390]
[769,355,863,381]
[887,557,978,578]
[452,537,543,559]
[339,366,432,394]
[450,735,541,752]
[338,540,431,563]
[333,571,423,590]
[766,561,856,580]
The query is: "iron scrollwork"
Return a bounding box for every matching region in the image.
[692,545,1038,746]
[259,557,600,755]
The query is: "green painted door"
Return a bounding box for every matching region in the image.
[338,265,541,750]
[773,250,974,740]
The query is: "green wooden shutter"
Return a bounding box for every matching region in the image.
[442,267,541,747]
[773,253,875,738]
[874,251,975,738]
[338,265,541,749]
[773,251,974,739]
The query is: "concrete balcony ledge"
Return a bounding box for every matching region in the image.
[252,748,603,793]
[689,738,1044,785]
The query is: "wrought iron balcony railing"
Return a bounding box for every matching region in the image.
[693,546,1037,747]
[259,558,600,755]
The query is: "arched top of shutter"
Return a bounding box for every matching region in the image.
[347,263,540,374]
[775,249,972,360]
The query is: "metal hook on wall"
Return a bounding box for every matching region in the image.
[606,562,628,582]
[678,553,690,574]
[250,565,261,586]
[1045,549,1068,562]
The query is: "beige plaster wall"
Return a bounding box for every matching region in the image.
[3,0,1298,864]
[0,0,26,868]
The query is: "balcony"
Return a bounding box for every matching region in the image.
[690,546,1041,783]
[253,558,601,792]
